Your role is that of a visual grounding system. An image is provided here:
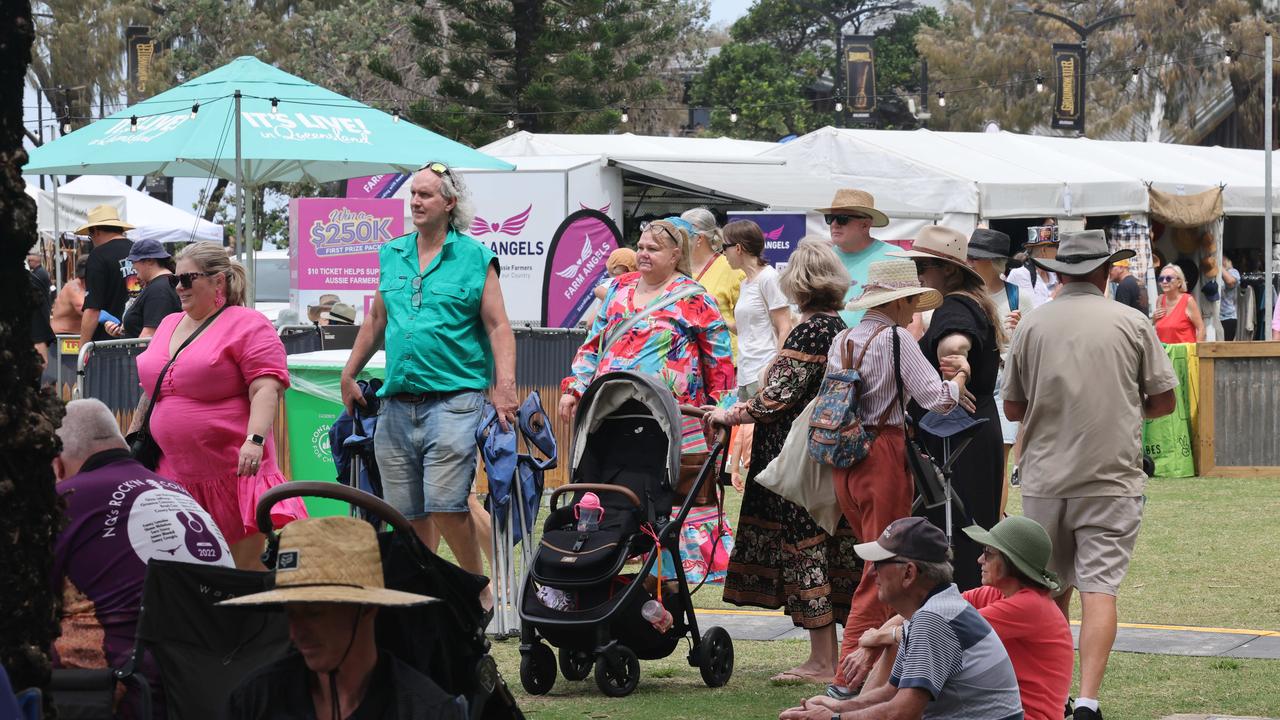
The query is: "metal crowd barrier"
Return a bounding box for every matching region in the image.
[75,337,151,431]
[41,334,83,402]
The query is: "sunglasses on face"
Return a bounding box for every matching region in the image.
[825,213,870,226]
[1158,275,1177,283]
[166,272,217,289]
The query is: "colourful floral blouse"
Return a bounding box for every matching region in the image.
[561,272,736,410]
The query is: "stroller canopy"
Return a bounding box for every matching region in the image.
[572,372,682,486]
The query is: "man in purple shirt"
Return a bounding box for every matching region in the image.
[50,399,231,702]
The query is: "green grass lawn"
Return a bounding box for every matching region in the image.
[488,638,1280,719]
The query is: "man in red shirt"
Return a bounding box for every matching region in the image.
[838,516,1074,720]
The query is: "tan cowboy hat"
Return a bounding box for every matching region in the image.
[218,516,439,608]
[845,259,943,312]
[1032,230,1134,275]
[815,188,889,228]
[887,225,985,285]
[75,204,136,235]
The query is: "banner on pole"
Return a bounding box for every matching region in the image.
[126,27,156,104]
[844,35,877,118]
[541,210,621,328]
[1052,43,1085,133]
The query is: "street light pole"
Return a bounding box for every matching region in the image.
[1012,5,1134,135]
[1266,32,1273,338]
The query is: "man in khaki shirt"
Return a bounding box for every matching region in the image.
[1003,230,1177,720]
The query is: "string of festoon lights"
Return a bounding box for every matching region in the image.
[36,45,1241,133]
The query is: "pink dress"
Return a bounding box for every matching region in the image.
[136,305,307,543]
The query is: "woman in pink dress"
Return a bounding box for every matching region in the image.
[134,241,306,568]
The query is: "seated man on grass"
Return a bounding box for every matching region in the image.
[840,516,1073,720]
[780,517,1022,720]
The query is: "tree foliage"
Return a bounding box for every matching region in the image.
[376,0,709,146]
[690,43,826,139]
[917,0,1252,139]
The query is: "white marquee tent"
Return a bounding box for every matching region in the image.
[29,175,224,245]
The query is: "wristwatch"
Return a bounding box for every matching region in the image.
[246,433,266,446]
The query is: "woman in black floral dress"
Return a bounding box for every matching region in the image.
[706,239,860,683]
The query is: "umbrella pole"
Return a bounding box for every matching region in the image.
[234,90,244,262]
[245,186,256,305]
[51,175,61,290]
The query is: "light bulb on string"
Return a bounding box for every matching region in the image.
[130,115,138,132]
[835,100,844,112]
[1130,67,1140,84]
[1224,48,1235,65]
[1035,74,1045,93]
[506,113,516,130]
[270,97,279,113]
[620,106,629,123]
[190,102,199,119]
[60,120,72,135]
[392,107,401,123]
[936,92,946,108]
[729,107,739,123]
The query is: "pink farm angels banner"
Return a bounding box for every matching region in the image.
[289,198,404,323]
[541,209,621,328]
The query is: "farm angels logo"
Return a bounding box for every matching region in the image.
[308,208,396,257]
[471,205,544,256]
[541,210,622,328]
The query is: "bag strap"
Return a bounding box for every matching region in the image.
[138,306,228,432]
[851,324,891,371]
[889,326,907,429]
[600,283,702,359]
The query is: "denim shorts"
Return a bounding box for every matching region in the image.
[374,391,484,517]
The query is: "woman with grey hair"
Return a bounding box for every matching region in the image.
[704,238,858,683]
[682,207,744,356]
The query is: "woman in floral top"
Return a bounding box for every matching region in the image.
[704,239,859,683]
[559,217,735,422]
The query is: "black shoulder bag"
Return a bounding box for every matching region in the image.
[127,307,227,470]
[891,327,949,510]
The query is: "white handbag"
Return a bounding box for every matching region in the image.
[754,395,842,535]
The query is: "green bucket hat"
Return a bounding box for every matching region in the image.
[962,516,1060,592]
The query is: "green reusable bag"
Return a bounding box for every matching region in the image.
[1142,344,1194,478]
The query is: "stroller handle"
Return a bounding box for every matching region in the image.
[548,483,641,510]
[257,481,416,538]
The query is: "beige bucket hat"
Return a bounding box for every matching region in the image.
[887,225,985,285]
[845,259,944,312]
[218,516,439,607]
[815,188,890,228]
[75,204,136,235]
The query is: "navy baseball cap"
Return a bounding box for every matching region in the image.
[125,238,171,262]
[855,517,950,563]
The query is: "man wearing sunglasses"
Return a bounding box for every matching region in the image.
[782,517,1022,720]
[340,163,516,609]
[815,189,896,327]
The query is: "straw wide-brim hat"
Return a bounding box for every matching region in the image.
[218,516,439,608]
[1032,230,1134,276]
[845,259,943,312]
[323,302,357,325]
[888,225,985,285]
[75,204,136,235]
[815,188,889,228]
[962,516,1061,592]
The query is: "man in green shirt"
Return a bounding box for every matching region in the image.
[342,164,516,607]
[817,189,896,326]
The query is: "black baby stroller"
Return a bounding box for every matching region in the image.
[517,371,734,698]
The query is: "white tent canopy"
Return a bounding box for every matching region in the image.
[31,175,224,244]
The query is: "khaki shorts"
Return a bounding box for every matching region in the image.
[1021,495,1144,596]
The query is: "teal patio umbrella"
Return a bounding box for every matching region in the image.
[24,56,513,300]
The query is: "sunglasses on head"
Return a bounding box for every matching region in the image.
[166,271,216,289]
[417,161,453,179]
[825,213,870,226]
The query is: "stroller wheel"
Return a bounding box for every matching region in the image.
[594,645,640,697]
[558,648,593,681]
[697,626,734,688]
[519,642,557,695]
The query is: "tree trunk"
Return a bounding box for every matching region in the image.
[0,0,66,707]
[511,0,544,132]
[203,177,230,222]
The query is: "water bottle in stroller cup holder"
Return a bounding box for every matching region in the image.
[575,492,604,532]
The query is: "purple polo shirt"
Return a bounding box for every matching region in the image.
[51,449,232,671]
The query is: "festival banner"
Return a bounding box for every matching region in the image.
[725,211,808,266]
[126,26,156,104]
[541,210,622,328]
[345,173,410,199]
[843,35,877,117]
[1052,43,1085,133]
[288,197,404,323]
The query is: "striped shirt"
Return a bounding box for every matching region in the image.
[827,309,958,427]
[891,583,1024,720]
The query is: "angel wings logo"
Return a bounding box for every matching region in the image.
[554,236,600,278]
[470,206,532,237]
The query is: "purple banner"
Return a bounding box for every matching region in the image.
[542,210,621,328]
[726,211,808,265]
[345,173,409,199]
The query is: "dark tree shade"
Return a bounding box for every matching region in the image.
[0,0,65,703]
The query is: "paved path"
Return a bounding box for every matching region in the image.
[695,608,1280,660]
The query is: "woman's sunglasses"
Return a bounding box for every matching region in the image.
[166,271,217,289]
[825,213,871,226]
[1158,275,1177,284]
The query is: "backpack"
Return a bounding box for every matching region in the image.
[807,325,892,468]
